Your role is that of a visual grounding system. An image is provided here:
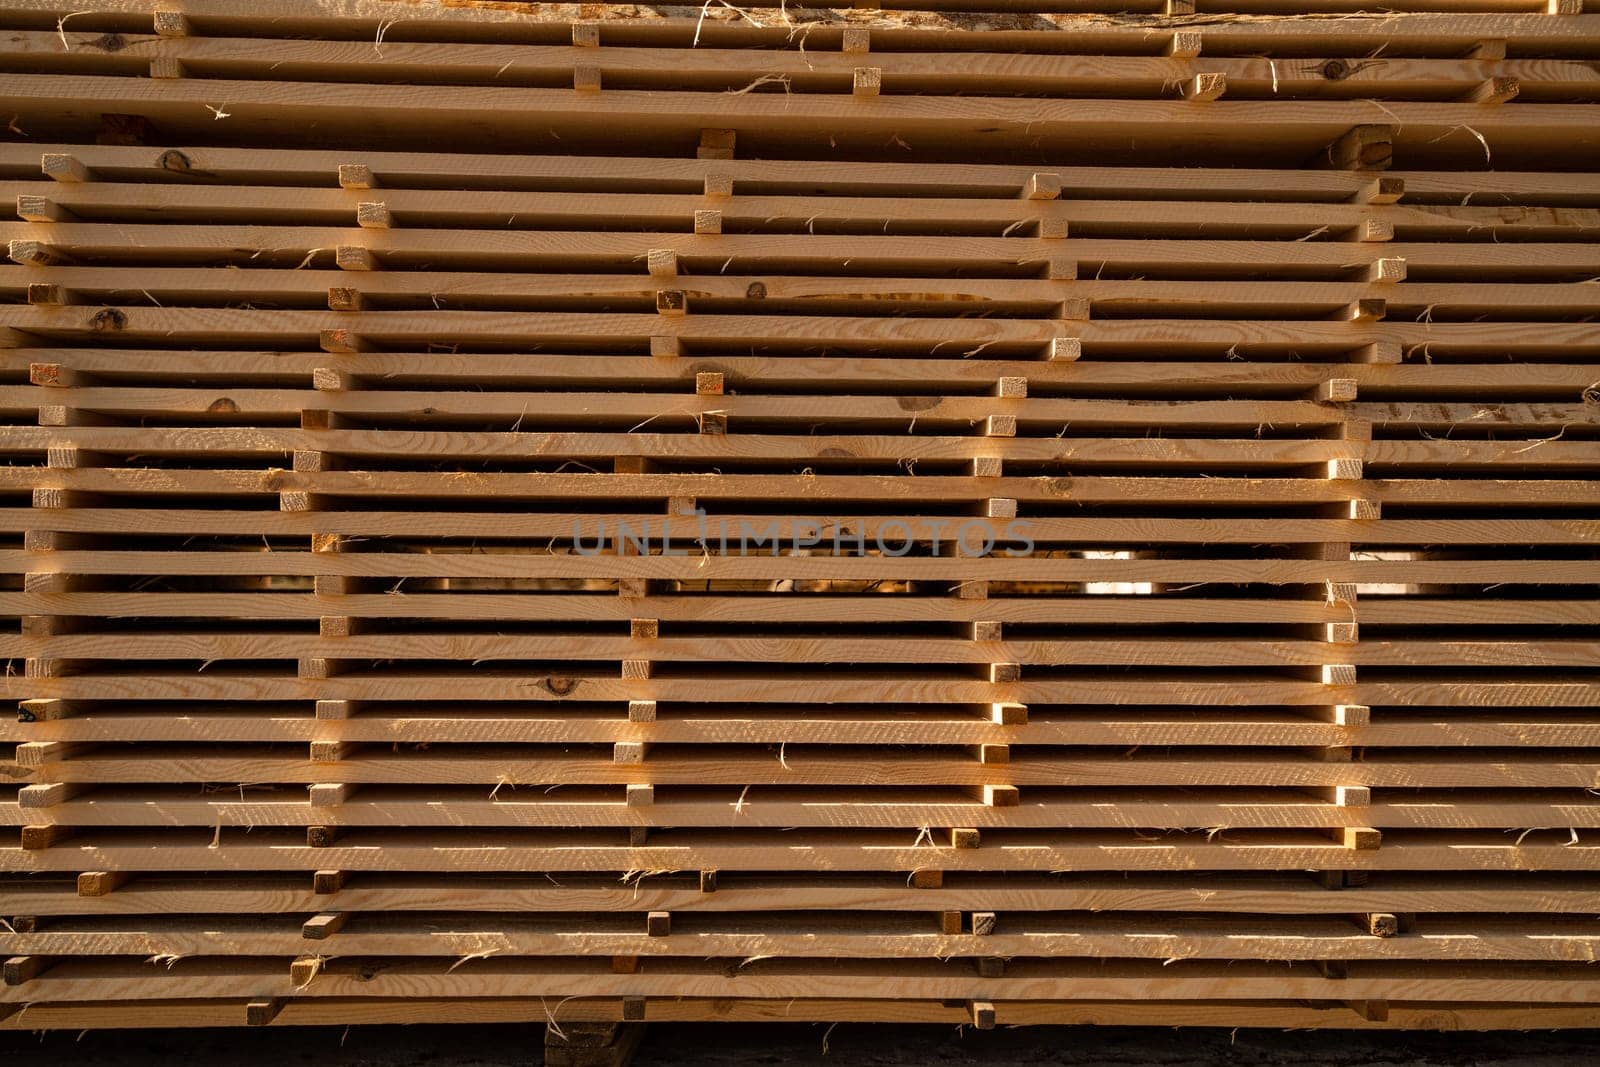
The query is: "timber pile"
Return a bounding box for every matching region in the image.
[1,0,1599,1035]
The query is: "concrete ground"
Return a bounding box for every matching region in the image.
[3,1022,1599,1066]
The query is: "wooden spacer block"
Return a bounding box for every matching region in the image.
[9,239,58,265]
[1357,341,1402,365]
[1022,172,1061,200]
[315,700,352,720]
[19,782,82,807]
[572,22,600,47]
[1350,499,1381,520]
[1327,458,1363,480]
[951,827,981,849]
[841,27,870,53]
[77,871,129,897]
[312,368,354,394]
[1322,663,1358,686]
[1340,826,1382,850]
[693,209,722,234]
[302,912,348,940]
[1349,999,1389,1023]
[649,335,680,359]
[42,153,88,183]
[1465,76,1520,103]
[1046,258,1077,280]
[970,456,1002,478]
[299,654,334,679]
[656,289,687,316]
[309,739,351,763]
[150,57,184,79]
[699,869,718,892]
[1366,258,1406,284]
[1354,177,1404,205]
[321,329,369,357]
[627,699,657,724]
[983,784,1020,807]
[909,869,943,888]
[978,744,1009,765]
[153,10,190,36]
[1333,704,1371,727]
[647,248,678,279]
[985,414,1016,438]
[1363,915,1401,940]
[337,164,374,189]
[1548,0,1582,14]
[697,128,736,160]
[289,955,321,988]
[307,825,341,848]
[1183,72,1226,101]
[16,195,63,222]
[614,741,648,764]
[4,956,51,986]
[19,699,74,725]
[313,870,347,894]
[327,286,363,312]
[1038,217,1067,240]
[15,741,72,767]
[985,498,1018,520]
[336,245,375,271]
[1318,124,1395,170]
[646,911,671,936]
[611,955,640,975]
[1049,337,1082,362]
[1357,218,1394,243]
[971,911,998,936]
[939,910,963,935]
[1321,785,1371,807]
[853,67,881,97]
[1058,299,1090,324]
[1326,622,1359,644]
[1318,379,1358,403]
[695,371,724,395]
[1166,0,1195,13]
[573,66,601,92]
[622,996,646,1022]
[246,999,283,1027]
[626,783,654,807]
[703,174,733,198]
[970,1001,996,1030]
[309,783,353,807]
[996,376,1027,398]
[1325,581,1358,606]
[27,282,64,305]
[1167,30,1202,58]
[21,825,73,850]
[621,659,651,680]
[969,621,1002,642]
[989,662,1021,684]
[630,618,659,640]
[991,701,1027,725]
[356,201,392,229]
[977,957,1006,978]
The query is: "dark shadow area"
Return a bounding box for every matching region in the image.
[2,1023,1599,1066]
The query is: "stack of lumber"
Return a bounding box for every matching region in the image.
[2,0,1599,1034]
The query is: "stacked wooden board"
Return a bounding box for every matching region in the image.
[1,0,1599,1034]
